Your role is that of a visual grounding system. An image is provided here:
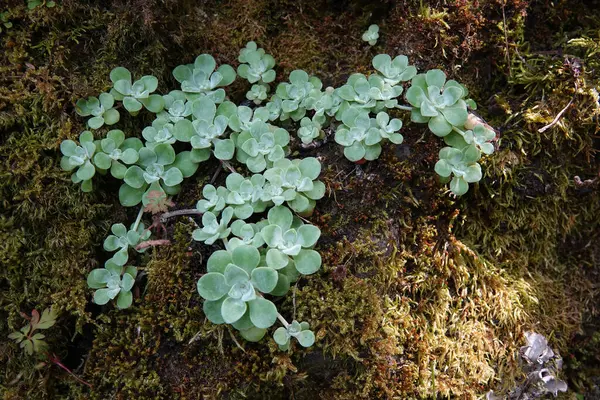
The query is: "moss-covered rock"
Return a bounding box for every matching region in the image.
[1,0,599,399]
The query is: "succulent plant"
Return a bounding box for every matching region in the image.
[75,93,120,129]
[141,119,178,149]
[434,145,482,196]
[273,320,315,350]
[61,50,496,352]
[192,206,234,245]
[275,70,323,121]
[110,67,164,114]
[196,184,228,214]
[229,220,267,248]
[263,157,325,215]
[87,260,138,309]
[337,73,379,111]
[173,54,236,103]
[225,173,270,219]
[156,91,192,123]
[373,111,404,144]
[120,143,196,207]
[234,120,290,172]
[312,86,343,123]
[260,206,322,275]
[103,222,151,266]
[228,105,270,132]
[361,24,379,45]
[366,74,405,110]
[265,97,283,121]
[60,131,97,192]
[334,107,382,162]
[297,117,322,144]
[92,129,143,179]
[125,144,181,186]
[405,70,469,137]
[173,97,235,160]
[237,41,276,85]
[197,245,279,329]
[371,54,417,86]
[444,123,495,155]
[246,84,269,104]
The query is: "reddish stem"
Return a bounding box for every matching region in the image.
[46,353,92,388]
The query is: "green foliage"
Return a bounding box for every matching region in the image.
[120,144,197,206]
[110,67,164,114]
[297,117,321,144]
[75,93,120,129]
[434,146,482,196]
[173,54,236,103]
[237,41,276,85]
[274,70,323,121]
[59,36,498,356]
[192,207,234,245]
[273,320,315,350]
[103,221,151,265]
[93,130,142,179]
[338,73,404,112]
[172,97,236,160]
[224,172,270,218]
[87,260,137,309]
[444,123,495,155]
[263,157,325,215]
[27,0,55,10]
[361,24,379,45]
[260,206,321,274]
[334,108,403,162]
[246,84,269,104]
[8,308,57,356]
[156,91,192,123]
[0,11,12,33]
[234,118,290,172]
[197,245,279,334]
[405,70,469,137]
[372,54,417,86]
[60,131,97,192]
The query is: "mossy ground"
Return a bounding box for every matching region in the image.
[1,0,599,398]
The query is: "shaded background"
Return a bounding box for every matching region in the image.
[0,0,599,398]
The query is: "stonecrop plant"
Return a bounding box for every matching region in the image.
[61,29,497,351]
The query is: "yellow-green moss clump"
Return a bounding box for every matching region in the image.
[1,0,599,399]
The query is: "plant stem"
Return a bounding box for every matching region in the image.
[452,126,467,136]
[132,206,144,231]
[277,313,290,328]
[46,353,92,388]
[135,239,171,250]
[396,105,413,111]
[222,237,230,252]
[159,208,203,223]
[221,160,237,174]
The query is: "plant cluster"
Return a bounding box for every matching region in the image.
[8,308,57,356]
[27,0,55,9]
[0,11,12,33]
[362,24,380,45]
[61,32,496,349]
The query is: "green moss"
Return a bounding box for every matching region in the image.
[1,0,599,399]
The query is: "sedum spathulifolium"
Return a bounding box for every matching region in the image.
[62,38,496,350]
